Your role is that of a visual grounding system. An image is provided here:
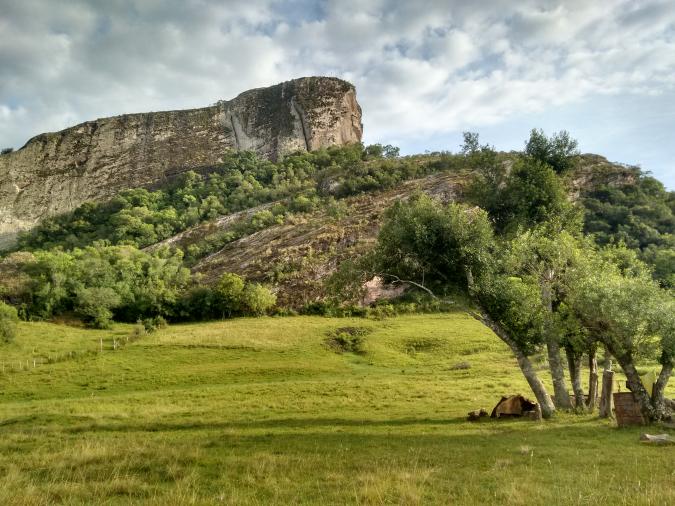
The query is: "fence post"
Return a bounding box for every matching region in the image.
[599,360,614,418]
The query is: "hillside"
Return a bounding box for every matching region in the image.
[1,143,672,322]
[0,77,362,249]
[1,315,673,504]
[192,171,462,306]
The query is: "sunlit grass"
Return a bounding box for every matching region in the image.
[0,314,673,504]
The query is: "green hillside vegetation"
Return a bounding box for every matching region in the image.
[581,169,675,287]
[2,137,672,329]
[15,145,458,253]
[1,315,673,504]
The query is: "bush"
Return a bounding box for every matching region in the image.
[215,272,246,317]
[142,316,167,333]
[324,327,371,354]
[0,302,19,343]
[240,283,276,316]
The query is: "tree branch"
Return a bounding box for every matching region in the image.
[376,273,438,299]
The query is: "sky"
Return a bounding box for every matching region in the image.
[1,0,674,188]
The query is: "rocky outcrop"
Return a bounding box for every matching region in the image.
[0,77,362,249]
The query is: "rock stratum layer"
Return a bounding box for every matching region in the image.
[0,77,362,249]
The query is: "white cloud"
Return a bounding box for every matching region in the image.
[0,0,674,187]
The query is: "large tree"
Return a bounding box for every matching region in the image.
[370,195,557,417]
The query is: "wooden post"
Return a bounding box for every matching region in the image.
[587,350,598,411]
[100,338,103,352]
[599,359,614,418]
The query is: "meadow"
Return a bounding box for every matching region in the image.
[0,313,673,505]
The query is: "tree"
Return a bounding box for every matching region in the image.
[371,195,557,417]
[74,287,121,329]
[524,129,579,174]
[0,301,19,343]
[462,133,505,219]
[569,252,674,421]
[464,132,580,236]
[240,283,276,316]
[215,273,245,318]
[496,158,580,235]
[503,228,589,409]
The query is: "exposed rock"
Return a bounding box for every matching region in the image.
[0,77,362,250]
[361,276,407,305]
[192,172,460,307]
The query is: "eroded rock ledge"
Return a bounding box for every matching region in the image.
[0,77,362,249]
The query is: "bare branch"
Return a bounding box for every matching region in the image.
[376,273,438,299]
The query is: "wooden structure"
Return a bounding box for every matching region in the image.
[613,392,646,427]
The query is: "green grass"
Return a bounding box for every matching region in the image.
[0,314,673,505]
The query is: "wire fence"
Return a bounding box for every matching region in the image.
[0,328,146,376]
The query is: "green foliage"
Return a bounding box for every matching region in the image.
[12,246,190,324]
[214,273,246,317]
[142,316,167,333]
[74,287,121,329]
[524,128,579,174]
[466,130,581,235]
[240,283,277,316]
[581,170,674,287]
[363,143,400,159]
[569,251,674,363]
[462,132,505,217]
[373,194,495,290]
[15,145,451,254]
[475,275,545,354]
[490,158,580,235]
[0,301,19,343]
[324,259,369,305]
[324,326,370,354]
[176,274,275,321]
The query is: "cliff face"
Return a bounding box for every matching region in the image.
[0,77,362,249]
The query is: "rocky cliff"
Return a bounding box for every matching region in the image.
[0,77,362,249]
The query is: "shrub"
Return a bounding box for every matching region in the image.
[142,316,167,333]
[215,272,246,317]
[0,301,19,343]
[324,327,371,354]
[240,283,276,316]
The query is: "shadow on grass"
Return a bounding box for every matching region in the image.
[0,412,629,436]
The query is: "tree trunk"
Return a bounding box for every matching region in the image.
[652,359,673,420]
[599,369,614,418]
[612,352,657,422]
[547,339,572,409]
[587,347,598,411]
[474,311,556,419]
[541,276,572,409]
[565,347,586,410]
[599,351,613,418]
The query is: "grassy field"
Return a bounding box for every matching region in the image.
[0,313,673,505]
